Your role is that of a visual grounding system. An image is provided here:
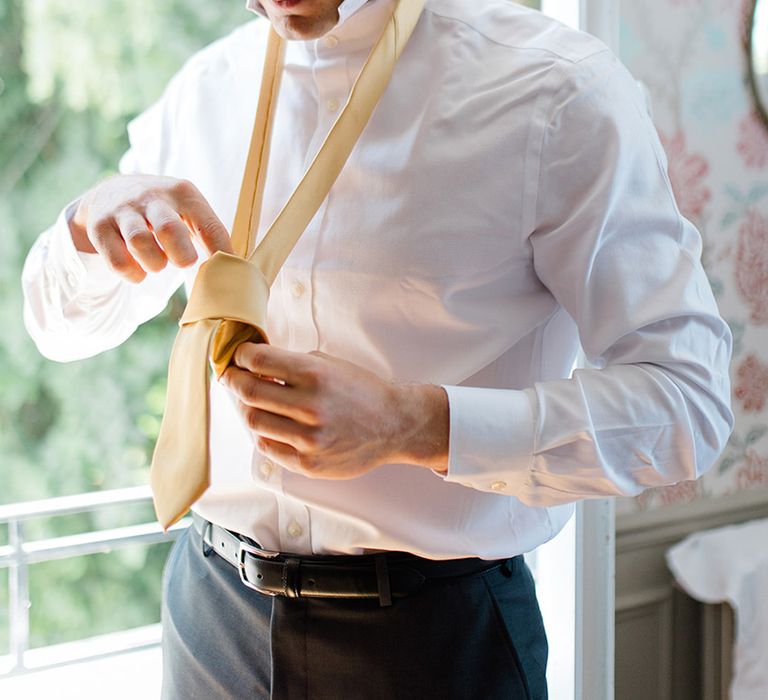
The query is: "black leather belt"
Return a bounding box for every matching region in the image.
[192,513,511,607]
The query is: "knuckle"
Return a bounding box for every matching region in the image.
[299,430,319,452]
[165,242,198,268]
[125,230,154,249]
[241,379,260,404]
[152,217,183,238]
[118,199,141,213]
[170,178,197,199]
[89,217,113,238]
[300,405,320,425]
[303,367,323,389]
[196,215,223,236]
[107,254,142,281]
[107,255,131,274]
[298,453,318,472]
[242,344,267,374]
[244,408,263,431]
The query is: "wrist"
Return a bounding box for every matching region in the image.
[388,383,449,471]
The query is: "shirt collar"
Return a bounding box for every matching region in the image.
[246,0,394,59]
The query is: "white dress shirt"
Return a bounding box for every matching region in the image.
[22,0,733,559]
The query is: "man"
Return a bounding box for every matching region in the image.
[22,0,734,698]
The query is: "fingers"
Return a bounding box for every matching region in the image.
[87,215,147,283]
[238,403,315,450]
[232,343,315,386]
[145,199,198,268]
[80,175,234,282]
[172,180,234,255]
[256,438,307,475]
[222,366,319,424]
[116,209,168,273]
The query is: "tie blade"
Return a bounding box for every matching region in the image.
[150,251,270,530]
[150,319,219,530]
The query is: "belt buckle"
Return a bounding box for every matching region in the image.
[237,540,282,595]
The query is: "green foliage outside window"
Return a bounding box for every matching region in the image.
[0,0,249,653]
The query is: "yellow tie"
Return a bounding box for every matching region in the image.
[150,0,426,529]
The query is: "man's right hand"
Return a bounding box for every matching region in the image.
[70,174,234,283]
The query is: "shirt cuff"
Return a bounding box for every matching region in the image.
[438,385,536,495]
[47,200,121,296]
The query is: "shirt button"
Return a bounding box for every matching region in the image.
[490,481,508,492]
[290,281,305,299]
[287,522,303,538]
[323,34,339,48]
[66,272,77,286]
[325,98,340,113]
[259,459,275,478]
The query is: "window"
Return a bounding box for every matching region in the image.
[2,2,615,697]
[0,0,248,678]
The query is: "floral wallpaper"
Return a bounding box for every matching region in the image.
[616,0,768,513]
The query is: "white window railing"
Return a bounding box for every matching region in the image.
[0,486,188,677]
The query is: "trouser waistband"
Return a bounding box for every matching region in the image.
[191,513,515,607]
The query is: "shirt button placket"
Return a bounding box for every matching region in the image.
[278,496,311,553]
[282,270,317,350]
[251,449,284,494]
[290,281,305,299]
[283,513,310,551]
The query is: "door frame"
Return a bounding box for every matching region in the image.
[574,4,619,699]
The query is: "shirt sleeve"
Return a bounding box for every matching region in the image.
[21,74,186,363]
[441,49,734,506]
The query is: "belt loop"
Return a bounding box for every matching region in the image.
[284,558,301,598]
[375,554,392,607]
[201,519,214,558]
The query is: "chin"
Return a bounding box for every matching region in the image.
[274,15,336,40]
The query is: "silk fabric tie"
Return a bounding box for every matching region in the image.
[150,0,426,529]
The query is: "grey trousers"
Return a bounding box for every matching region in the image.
[160,525,548,700]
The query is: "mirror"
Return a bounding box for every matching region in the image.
[749,0,768,130]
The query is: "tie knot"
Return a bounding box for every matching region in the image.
[180,251,270,331]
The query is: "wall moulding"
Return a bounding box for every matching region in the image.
[614,485,768,700]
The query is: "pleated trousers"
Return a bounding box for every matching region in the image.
[160,525,548,700]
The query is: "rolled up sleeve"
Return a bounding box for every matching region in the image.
[22,75,186,362]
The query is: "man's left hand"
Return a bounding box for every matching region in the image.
[220,343,449,479]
